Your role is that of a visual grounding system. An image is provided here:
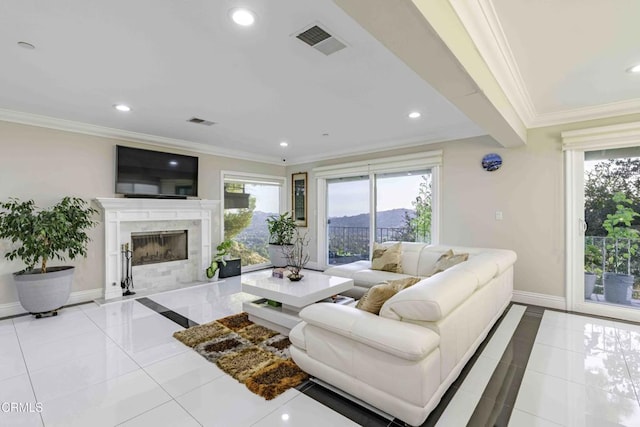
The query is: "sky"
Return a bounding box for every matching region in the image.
[327,174,428,217]
[241,173,429,216]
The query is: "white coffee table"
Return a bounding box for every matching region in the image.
[241,269,354,334]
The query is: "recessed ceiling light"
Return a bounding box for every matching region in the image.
[628,64,640,74]
[280,141,288,147]
[230,8,256,26]
[17,41,35,50]
[113,104,131,112]
[169,160,178,166]
[408,111,421,119]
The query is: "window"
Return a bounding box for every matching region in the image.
[375,170,431,244]
[222,173,285,270]
[316,151,441,267]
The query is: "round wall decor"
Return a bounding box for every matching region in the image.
[481,153,502,172]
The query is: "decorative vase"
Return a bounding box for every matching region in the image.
[288,274,304,282]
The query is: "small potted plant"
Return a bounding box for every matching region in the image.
[283,230,310,281]
[266,212,296,267]
[602,192,640,304]
[206,240,233,279]
[0,197,98,317]
[584,242,602,299]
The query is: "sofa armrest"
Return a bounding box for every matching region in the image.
[298,303,439,361]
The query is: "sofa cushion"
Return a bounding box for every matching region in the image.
[455,254,499,286]
[397,242,429,276]
[379,269,478,322]
[299,304,440,361]
[371,242,402,273]
[356,277,422,314]
[324,260,371,279]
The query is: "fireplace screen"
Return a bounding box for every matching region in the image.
[131,230,188,266]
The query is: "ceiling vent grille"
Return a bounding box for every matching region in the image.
[187,117,216,126]
[295,24,346,56]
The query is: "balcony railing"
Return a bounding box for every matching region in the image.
[585,236,637,276]
[328,226,430,265]
[585,236,640,299]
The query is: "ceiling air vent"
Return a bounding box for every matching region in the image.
[295,24,346,56]
[187,117,216,126]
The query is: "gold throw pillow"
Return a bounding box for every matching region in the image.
[371,242,403,273]
[356,276,422,315]
[429,252,469,276]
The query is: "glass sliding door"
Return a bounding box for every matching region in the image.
[583,148,640,309]
[375,170,432,244]
[327,176,370,265]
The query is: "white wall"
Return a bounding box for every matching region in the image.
[0,121,284,310]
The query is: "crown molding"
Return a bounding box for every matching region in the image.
[0,108,283,165]
[529,98,640,129]
[449,0,537,126]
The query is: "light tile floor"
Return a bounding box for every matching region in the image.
[2,277,640,426]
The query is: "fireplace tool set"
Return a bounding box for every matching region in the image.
[121,243,135,296]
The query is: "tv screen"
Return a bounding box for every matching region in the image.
[116,146,198,198]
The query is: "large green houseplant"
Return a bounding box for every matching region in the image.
[0,197,97,317]
[602,192,639,305]
[266,212,296,267]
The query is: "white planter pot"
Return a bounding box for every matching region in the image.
[13,266,74,316]
[268,244,292,267]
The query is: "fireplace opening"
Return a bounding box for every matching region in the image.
[131,230,188,266]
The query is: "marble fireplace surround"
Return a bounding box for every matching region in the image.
[95,198,219,300]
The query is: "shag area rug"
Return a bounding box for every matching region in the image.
[173,312,308,400]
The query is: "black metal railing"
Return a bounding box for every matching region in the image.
[328,226,430,265]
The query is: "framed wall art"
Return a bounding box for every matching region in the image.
[292,172,307,227]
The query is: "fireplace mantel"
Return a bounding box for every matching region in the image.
[95,198,220,300]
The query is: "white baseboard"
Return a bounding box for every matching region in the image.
[512,290,567,310]
[0,288,103,318]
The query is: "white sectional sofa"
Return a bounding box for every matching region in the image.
[289,243,517,426]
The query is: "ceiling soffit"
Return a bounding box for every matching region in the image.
[450,0,640,128]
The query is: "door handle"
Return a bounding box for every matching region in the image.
[579,219,587,233]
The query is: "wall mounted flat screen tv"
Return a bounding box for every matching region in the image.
[116,146,198,198]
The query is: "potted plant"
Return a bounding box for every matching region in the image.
[283,230,310,281]
[602,192,639,305]
[206,239,233,279]
[584,242,602,299]
[0,197,98,317]
[266,212,296,267]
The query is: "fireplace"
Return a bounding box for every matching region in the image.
[131,230,188,266]
[95,198,220,300]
